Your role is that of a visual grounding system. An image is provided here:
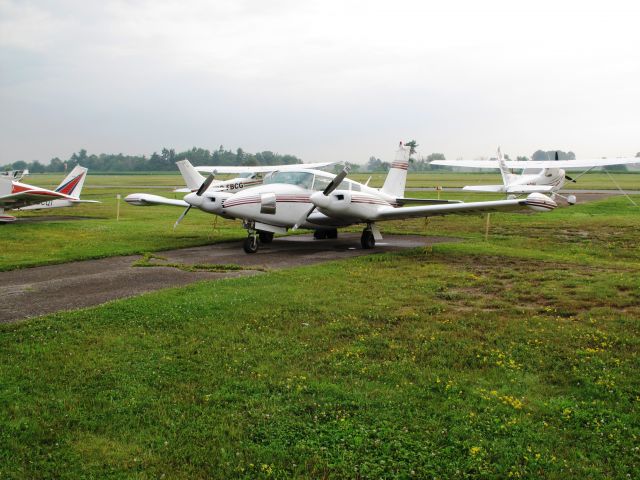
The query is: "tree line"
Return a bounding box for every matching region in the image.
[4,146,638,174]
[2,146,303,173]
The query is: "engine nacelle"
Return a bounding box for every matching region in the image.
[525,192,557,212]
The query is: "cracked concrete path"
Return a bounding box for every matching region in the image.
[0,233,456,323]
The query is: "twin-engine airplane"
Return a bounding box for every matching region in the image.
[431,148,639,204]
[126,143,557,253]
[0,166,99,223]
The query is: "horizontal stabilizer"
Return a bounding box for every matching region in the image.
[124,193,189,207]
[462,185,506,193]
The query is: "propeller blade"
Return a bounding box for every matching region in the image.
[196,174,216,196]
[322,166,350,196]
[293,206,315,230]
[173,205,192,230]
[565,175,577,183]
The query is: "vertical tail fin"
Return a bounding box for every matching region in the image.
[381,142,410,197]
[176,159,206,191]
[55,166,88,198]
[496,147,513,187]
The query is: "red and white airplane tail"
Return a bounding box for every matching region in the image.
[54,165,88,199]
[381,141,410,198]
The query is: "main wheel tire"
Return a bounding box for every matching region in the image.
[243,235,259,254]
[258,231,274,243]
[313,230,328,240]
[326,228,338,239]
[361,230,375,249]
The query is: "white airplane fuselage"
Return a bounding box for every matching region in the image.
[184,170,397,229]
[507,168,566,191]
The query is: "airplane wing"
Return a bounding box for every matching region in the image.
[395,197,462,205]
[124,193,189,207]
[195,162,337,174]
[372,194,556,221]
[0,187,77,208]
[461,185,555,193]
[431,158,640,170]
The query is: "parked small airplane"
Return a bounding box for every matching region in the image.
[0,166,99,223]
[1,169,29,181]
[126,143,557,253]
[430,148,639,204]
[172,160,337,193]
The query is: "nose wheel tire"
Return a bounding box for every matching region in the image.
[361,229,375,249]
[243,235,259,254]
[258,231,274,243]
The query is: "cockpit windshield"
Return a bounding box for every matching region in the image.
[263,171,314,189]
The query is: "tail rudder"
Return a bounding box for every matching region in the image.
[496,147,512,187]
[381,141,409,197]
[176,159,206,191]
[55,166,88,198]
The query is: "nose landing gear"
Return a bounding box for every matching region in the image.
[360,228,375,249]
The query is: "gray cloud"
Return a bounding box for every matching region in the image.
[1,0,639,164]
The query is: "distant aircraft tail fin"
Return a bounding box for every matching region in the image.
[496,147,514,187]
[176,159,206,191]
[381,142,410,197]
[55,166,88,198]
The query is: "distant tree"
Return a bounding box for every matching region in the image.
[11,160,28,170]
[516,156,529,162]
[532,150,575,161]
[365,156,390,172]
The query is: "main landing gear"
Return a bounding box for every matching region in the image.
[259,231,274,243]
[313,229,338,240]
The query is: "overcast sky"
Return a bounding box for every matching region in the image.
[1,0,639,164]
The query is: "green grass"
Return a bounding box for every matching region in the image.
[1,195,639,478]
[0,189,246,271]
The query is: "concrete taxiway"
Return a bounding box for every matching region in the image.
[0,233,455,323]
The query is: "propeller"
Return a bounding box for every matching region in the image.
[293,165,350,230]
[552,151,576,182]
[173,173,216,229]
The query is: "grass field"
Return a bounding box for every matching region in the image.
[0,187,639,477]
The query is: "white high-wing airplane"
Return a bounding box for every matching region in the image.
[0,166,99,223]
[431,148,640,204]
[126,143,557,253]
[172,160,337,193]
